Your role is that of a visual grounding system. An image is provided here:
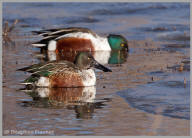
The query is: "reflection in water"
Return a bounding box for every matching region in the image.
[19,86,110,119]
[3,35,15,47]
[108,50,128,64]
[35,49,128,65]
[22,86,96,106]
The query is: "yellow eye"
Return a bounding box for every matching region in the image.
[121,43,124,47]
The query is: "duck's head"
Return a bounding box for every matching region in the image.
[74,52,112,72]
[107,34,129,51]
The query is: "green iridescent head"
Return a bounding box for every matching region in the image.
[107,34,128,51]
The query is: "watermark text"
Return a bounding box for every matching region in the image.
[4,129,54,135]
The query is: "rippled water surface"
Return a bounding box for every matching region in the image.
[3,2,190,136]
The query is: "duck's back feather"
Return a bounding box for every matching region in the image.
[32,27,98,47]
[32,27,97,37]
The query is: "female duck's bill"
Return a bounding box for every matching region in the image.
[17,52,112,88]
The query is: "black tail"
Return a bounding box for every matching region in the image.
[31,31,49,37]
[31,35,59,47]
[17,66,31,72]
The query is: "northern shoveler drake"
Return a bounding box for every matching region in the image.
[32,27,129,52]
[18,52,112,87]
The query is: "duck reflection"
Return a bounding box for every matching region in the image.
[35,49,128,65]
[20,86,109,119]
[23,86,95,105]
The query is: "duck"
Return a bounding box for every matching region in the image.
[32,27,129,52]
[17,52,112,87]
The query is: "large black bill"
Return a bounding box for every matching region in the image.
[93,60,112,72]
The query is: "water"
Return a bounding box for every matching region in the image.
[117,71,190,120]
[3,2,190,136]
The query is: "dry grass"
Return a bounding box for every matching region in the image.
[3,19,18,37]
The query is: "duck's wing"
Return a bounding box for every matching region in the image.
[32,27,97,37]
[31,27,97,47]
[17,60,78,77]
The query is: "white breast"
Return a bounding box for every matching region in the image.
[93,51,111,65]
[56,32,111,51]
[79,69,96,86]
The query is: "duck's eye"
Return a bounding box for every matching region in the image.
[120,43,125,47]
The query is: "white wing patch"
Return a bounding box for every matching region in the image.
[48,40,57,51]
[35,77,50,87]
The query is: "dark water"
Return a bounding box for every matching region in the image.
[117,71,190,120]
[3,3,190,39]
[3,2,190,136]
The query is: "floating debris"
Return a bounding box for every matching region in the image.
[184,77,186,88]
[178,63,184,72]
[167,62,190,72]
